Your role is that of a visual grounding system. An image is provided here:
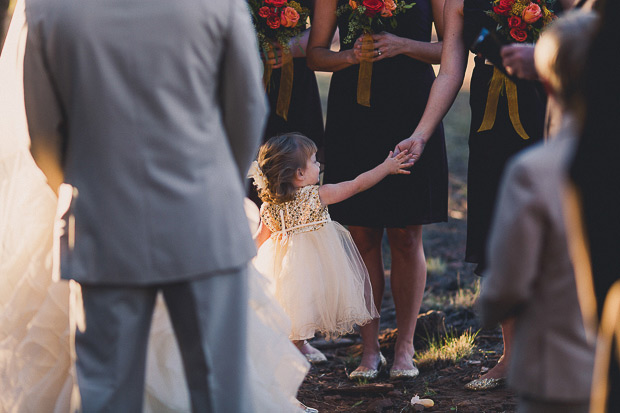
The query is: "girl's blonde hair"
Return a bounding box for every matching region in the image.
[256,133,317,204]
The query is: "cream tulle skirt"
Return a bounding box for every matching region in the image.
[254,221,379,341]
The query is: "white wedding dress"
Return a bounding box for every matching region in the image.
[0,2,308,411]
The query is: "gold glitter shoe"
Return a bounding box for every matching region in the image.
[348,353,387,380]
[389,365,419,380]
[464,377,505,391]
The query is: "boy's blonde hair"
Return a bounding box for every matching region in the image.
[535,11,598,121]
[256,133,317,204]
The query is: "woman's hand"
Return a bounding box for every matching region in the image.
[352,35,376,64]
[394,136,426,165]
[383,150,413,175]
[353,32,404,62]
[371,32,405,61]
[263,42,285,69]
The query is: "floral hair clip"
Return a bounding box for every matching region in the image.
[247,161,267,191]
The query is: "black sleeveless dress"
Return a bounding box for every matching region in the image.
[250,0,325,205]
[324,0,448,227]
[463,0,559,270]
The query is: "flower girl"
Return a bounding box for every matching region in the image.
[250,133,412,352]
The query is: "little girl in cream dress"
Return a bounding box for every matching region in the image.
[251,133,412,346]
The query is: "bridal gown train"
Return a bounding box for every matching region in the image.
[0,1,308,411]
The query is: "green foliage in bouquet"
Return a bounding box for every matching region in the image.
[336,0,415,45]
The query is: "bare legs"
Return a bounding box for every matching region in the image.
[480,318,514,380]
[387,226,426,371]
[349,225,427,373]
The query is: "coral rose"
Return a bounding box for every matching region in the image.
[349,0,358,9]
[381,8,393,17]
[266,0,287,7]
[258,6,271,18]
[363,0,384,17]
[281,7,300,28]
[510,28,528,42]
[384,0,397,11]
[508,15,525,29]
[267,14,281,29]
[522,3,542,23]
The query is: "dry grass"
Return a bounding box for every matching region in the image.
[416,329,477,369]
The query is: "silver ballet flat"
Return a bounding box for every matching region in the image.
[304,351,328,365]
[464,377,505,391]
[298,401,319,413]
[348,353,387,380]
[389,365,419,380]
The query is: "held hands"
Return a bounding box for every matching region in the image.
[353,32,403,63]
[383,150,414,175]
[393,136,426,166]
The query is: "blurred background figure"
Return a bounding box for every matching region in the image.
[478,10,598,413]
[566,0,620,411]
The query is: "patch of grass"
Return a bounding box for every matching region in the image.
[416,329,477,369]
[426,256,447,275]
[423,278,480,311]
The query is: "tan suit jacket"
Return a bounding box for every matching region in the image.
[479,122,595,401]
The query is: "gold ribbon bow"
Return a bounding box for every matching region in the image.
[357,33,374,107]
[263,47,294,121]
[477,67,530,140]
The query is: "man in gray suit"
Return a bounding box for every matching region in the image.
[22,0,266,411]
[478,11,597,413]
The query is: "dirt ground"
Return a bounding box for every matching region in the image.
[297,186,517,413]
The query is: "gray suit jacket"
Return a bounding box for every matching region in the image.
[479,122,595,401]
[24,0,267,285]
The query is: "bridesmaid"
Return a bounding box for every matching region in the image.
[308,0,447,380]
[250,0,329,366]
[394,0,573,390]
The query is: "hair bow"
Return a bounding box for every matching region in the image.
[247,161,267,191]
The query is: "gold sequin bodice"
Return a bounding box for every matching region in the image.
[260,185,330,236]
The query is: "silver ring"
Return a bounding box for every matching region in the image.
[377,49,382,56]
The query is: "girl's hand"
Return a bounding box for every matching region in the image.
[369,32,405,61]
[394,136,426,166]
[383,150,413,175]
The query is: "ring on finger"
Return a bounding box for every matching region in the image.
[377,49,382,56]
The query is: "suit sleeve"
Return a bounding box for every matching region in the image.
[220,0,267,183]
[23,11,65,194]
[478,158,545,328]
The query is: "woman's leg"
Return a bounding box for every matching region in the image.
[386,225,426,371]
[349,226,385,372]
[481,318,514,379]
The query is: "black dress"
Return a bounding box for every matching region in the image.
[250,0,325,205]
[463,0,556,271]
[324,0,448,227]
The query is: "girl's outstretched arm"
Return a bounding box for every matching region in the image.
[319,151,412,206]
[255,220,272,249]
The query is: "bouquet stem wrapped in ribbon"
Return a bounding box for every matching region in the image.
[337,0,415,107]
[479,0,556,139]
[249,0,310,120]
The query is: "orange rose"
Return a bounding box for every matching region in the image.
[522,3,542,24]
[281,6,300,28]
[381,8,393,17]
[384,0,397,11]
[349,0,358,9]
